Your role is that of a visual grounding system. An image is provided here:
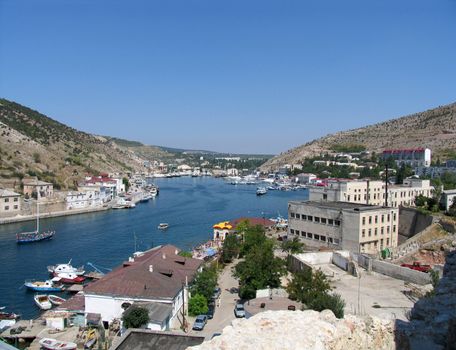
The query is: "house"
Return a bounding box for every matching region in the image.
[0,189,21,214]
[66,189,105,210]
[296,173,317,184]
[22,178,53,199]
[84,245,203,330]
[81,175,125,200]
[382,148,431,168]
[288,201,399,254]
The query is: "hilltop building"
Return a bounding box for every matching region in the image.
[415,159,456,178]
[308,178,433,208]
[382,148,431,168]
[288,201,399,254]
[84,245,203,330]
[0,189,21,214]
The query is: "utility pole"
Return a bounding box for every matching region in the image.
[384,164,389,207]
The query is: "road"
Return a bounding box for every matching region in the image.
[187,259,241,340]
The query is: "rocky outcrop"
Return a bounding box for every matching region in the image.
[395,250,456,350]
[188,310,395,350]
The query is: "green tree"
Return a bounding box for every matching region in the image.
[188,294,209,316]
[122,177,130,192]
[221,234,240,263]
[395,164,414,184]
[178,251,193,258]
[415,194,428,207]
[235,239,286,299]
[190,265,218,302]
[309,293,345,318]
[239,223,267,257]
[122,306,150,329]
[281,237,305,254]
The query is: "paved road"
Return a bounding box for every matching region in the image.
[188,260,242,340]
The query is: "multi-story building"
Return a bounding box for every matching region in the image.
[309,178,433,208]
[23,178,53,199]
[415,160,456,178]
[288,201,399,254]
[382,148,431,168]
[66,189,107,210]
[0,189,21,214]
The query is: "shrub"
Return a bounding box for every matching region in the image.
[122,306,150,329]
[309,293,345,319]
[188,294,208,316]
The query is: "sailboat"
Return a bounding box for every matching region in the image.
[16,201,55,244]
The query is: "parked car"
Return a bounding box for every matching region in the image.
[207,303,215,319]
[234,303,245,318]
[212,287,221,300]
[192,315,208,331]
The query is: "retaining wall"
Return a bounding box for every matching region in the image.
[372,259,431,285]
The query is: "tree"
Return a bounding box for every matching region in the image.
[188,294,209,316]
[239,223,266,257]
[221,234,240,263]
[281,237,305,255]
[122,177,130,192]
[178,251,193,258]
[309,293,345,319]
[122,306,150,329]
[190,265,218,303]
[395,164,414,184]
[447,199,456,217]
[415,194,428,207]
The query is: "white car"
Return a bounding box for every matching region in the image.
[234,303,245,318]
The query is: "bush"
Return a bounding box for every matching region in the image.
[221,234,240,263]
[309,293,345,319]
[178,251,193,258]
[188,294,208,316]
[122,306,150,329]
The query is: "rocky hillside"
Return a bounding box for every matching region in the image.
[261,102,456,171]
[0,98,172,190]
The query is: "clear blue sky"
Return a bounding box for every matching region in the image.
[1,0,455,154]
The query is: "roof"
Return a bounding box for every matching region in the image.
[22,179,53,186]
[0,189,20,197]
[230,217,275,228]
[57,292,85,312]
[127,302,173,324]
[213,221,233,230]
[84,176,117,185]
[289,200,391,212]
[84,245,203,300]
[383,148,426,153]
[110,329,204,350]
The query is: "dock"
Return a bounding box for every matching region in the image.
[66,284,84,293]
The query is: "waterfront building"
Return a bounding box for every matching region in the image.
[296,173,317,184]
[0,189,21,214]
[382,148,431,168]
[81,175,125,200]
[441,189,456,212]
[309,178,433,208]
[65,189,106,210]
[22,178,53,199]
[288,201,399,254]
[84,245,203,330]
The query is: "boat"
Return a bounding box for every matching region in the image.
[39,338,77,350]
[47,261,85,276]
[157,223,169,230]
[34,294,52,310]
[0,308,20,331]
[48,295,66,306]
[52,272,85,284]
[256,187,267,196]
[24,280,64,292]
[16,202,55,244]
[112,197,135,209]
[84,329,97,349]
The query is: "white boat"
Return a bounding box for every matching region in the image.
[256,187,267,196]
[157,223,169,230]
[39,338,77,350]
[48,260,85,276]
[34,294,52,310]
[48,295,66,306]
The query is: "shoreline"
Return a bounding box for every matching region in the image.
[0,206,111,225]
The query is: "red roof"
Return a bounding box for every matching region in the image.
[84,245,203,300]
[229,217,275,228]
[383,148,425,154]
[84,176,117,185]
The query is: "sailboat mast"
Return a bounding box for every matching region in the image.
[36,201,40,233]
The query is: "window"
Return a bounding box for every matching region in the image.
[14,197,18,202]
[380,239,384,248]
[4,206,9,210]
[307,232,312,239]
[387,214,390,221]
[362,217,366,225]
[295,230,300,235]
[296,214,301,219]
[362,229,365,237]
[328,219,334,225]
[334,238,340,244]
[4,198,9,203]
[321,218,327,224]
[328,237,333,243]
[314,234,320,240]
[335,220,341,226]
[375,228,378,236]
[13,205,18,210]
[323,194,327,200]
[302,215,307,221]
[387,226,390,234]
[381,215,384,223]
[393,213,397,221]
[314,217,320,223]
[386,238,390,245]
[307,216,313,221]
[290,229,295,234]
[301,231,306,237]
[369,216,372,224]
[368,229,371,237]
[290,213,295,218]
[381,227,384,235]
[347,195,351,201]
[375,216,378,224]
[393,225,396,232]
[321,236,326,242]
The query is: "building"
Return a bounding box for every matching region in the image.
[23,178,53,199]
[415,160,456,178]
[212,217,276,243]
[81,175,125,200]
[288,201,399,254]
[441,189,456,212]
[309,178,433,208]
[66,189,106,210]
[84,245,203,330]
[0,189,21,214]
[296,173,317,184]
[382,148,431,168]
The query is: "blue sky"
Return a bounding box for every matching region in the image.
[1,0,455,154]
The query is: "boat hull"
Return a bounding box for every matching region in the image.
[39,338,77,350]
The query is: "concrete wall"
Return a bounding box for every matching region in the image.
[256,288,288,299]
[293,252,333,265]
[398,207,433,240]
[332,251,350,271]
[372,259,431,285]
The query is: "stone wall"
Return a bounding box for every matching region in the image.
[398,207,433,242]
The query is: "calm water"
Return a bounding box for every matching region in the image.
[0,177,308,319]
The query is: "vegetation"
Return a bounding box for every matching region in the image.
[234,223,286,299]
[122,306,150,328]
[190,265,218,305]
[281,237,305,254]
[287,269,345,318]
[188,294,209,316]
[220,234,241,263]
[178,251,193,258]
[415,194,440,212]
[330,143,366,153]
[122,177,130,192]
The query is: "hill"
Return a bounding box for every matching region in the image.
[261,102,456,171]
[0,98,173,190]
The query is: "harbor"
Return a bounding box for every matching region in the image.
[0,176,307,322]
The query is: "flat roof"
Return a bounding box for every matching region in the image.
[110,330,204,350]
[289,200,391,212]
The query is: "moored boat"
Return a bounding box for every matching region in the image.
[24,280,64,292]
[48,295,66,306]
[52,272,85,284]
[47,261,85,276]
[157,223,169,230]
[34,294,52,310]
[256,187,267,196]
[16,202,55,244]
[39,338,77,350]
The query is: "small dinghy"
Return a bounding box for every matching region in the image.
[39,338,77,350]
[157,223,169,230]
[48,295,66,306]
[34,294,52,310]
[24,280,64,292]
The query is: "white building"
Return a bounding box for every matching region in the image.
[81,175,125,200]
[441,189,456,212]
[0,189,21,214]
[288,201,399,254]
[226,168,239,177]
[296,173,317,184]
[383,148,431,168]
[66,189,105,210]
[309,178,433,208]
[84,245,203,330]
